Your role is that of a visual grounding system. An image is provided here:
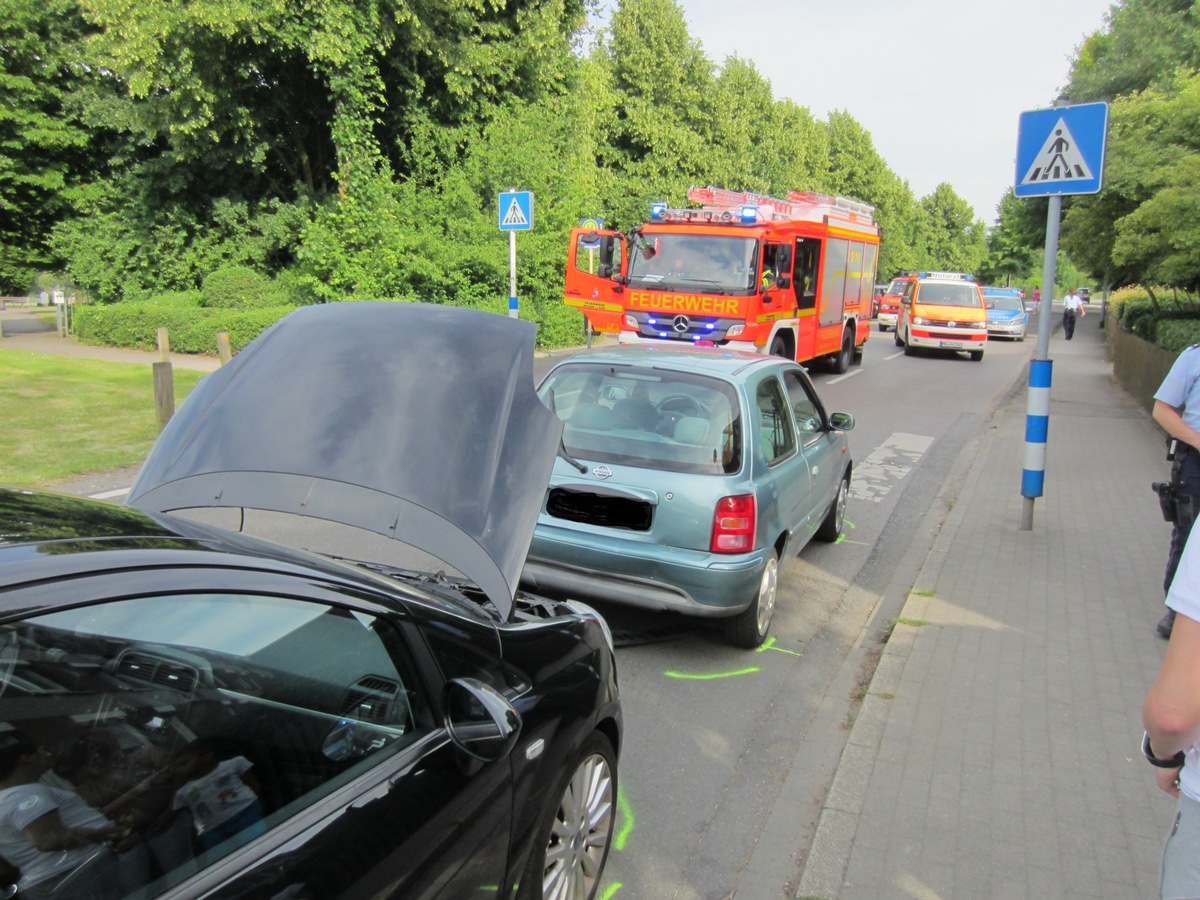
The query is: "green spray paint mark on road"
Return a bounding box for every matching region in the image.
[600,883,623,899]
[614,784,634,850]
[664,666,760,680]
[755,636,802,657]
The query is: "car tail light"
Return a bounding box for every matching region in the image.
[711,494,755,553]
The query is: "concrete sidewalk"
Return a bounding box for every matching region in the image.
[797,310,1176,898]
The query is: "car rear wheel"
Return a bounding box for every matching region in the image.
[969,350,984,361]
[725,550,778,648]
[816,473,849,542]
[520,732,617,900]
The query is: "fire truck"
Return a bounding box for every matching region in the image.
[563,186,881,372]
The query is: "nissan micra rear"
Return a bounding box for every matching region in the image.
[522,344,855,648]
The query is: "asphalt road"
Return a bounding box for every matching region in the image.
[38,312,1040,898]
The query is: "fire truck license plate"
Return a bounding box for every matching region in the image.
[938,340,964,349]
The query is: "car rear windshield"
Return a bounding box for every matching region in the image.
[917,282,982,307]
[539,362,743,475]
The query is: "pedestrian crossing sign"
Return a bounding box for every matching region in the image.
[1015,102,1108,198]
[498,190,534,231]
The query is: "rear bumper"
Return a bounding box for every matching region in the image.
[523,528,768,617]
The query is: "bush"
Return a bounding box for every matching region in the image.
[201,266,281,309]
[1112,287,1200,351]
[1154,319,1200,354]
[74,296,295,354]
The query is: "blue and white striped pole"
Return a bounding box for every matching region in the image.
[1022,359,1052,498]
[1021,193,1062,530]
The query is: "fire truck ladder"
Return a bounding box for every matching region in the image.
[687,186,875,225]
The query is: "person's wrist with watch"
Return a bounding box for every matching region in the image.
[1143,731,1187,768]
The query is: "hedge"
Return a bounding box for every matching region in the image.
[74,291,592,356]
[1111,289,1200,355]
[74,300,296,354]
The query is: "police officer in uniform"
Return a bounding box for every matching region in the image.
[1153,343,1200,637]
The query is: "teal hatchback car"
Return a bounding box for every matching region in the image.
[523,345,855,648]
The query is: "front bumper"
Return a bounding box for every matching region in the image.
[987,320,1026,337]
[878,312,898,328]
[908,327,987,352]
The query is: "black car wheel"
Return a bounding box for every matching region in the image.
[816,473,849,542]
[724,549,778,648]
[894,328,903,347]
[521,732,617,900]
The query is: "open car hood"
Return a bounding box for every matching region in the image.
[127,303,562,620]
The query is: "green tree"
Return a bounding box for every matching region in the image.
[0,0,98,292]
[917,183,987,274]
[1064,0,1200,103]
[980,190,1040,285]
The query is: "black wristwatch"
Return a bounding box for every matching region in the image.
[1143,731,1187,768]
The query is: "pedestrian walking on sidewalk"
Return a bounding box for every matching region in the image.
[1142,527,1200,899]
[1153,344,1200,638]
[1062,287,1085,339]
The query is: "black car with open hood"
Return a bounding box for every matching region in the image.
[0,304,621,900]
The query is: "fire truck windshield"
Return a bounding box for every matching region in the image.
[628,234,759,295]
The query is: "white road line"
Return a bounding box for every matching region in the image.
[827,368,863,385]
[90,488,130,500]
[884,351,905,360]
[849,432,934,502]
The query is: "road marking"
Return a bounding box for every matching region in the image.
[91,488,130,500]
[663,667,760,680]
[849,432,934,502]
[827,368,863,385]
[884,351,905,360]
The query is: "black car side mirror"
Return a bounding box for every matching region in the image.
[444,677,522,762]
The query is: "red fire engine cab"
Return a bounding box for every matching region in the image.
[564,186,881,372]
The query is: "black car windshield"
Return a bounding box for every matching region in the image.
[917,283,982,307]
[540,363,743,475]
[627,234,759,295]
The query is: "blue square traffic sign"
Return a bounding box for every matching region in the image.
[1015,102,1108,198]
[499,191,534,231]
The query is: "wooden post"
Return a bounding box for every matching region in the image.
[216,332,232,364]
[153,361,175,431]
[157,327,170,362]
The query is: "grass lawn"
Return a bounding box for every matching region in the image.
[0,349,206,488]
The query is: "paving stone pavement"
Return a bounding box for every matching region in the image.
[797,311,1177,898]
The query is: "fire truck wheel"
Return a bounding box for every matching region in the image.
[878,323,888,332]
[903,332,915,356]
[832,329,853,374]
[768,335,789,359]
[894,329,903,347]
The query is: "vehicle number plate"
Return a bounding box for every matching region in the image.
[939,341,964,349]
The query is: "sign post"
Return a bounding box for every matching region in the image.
[1014,101,1108,529]
[498,190,534,319]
